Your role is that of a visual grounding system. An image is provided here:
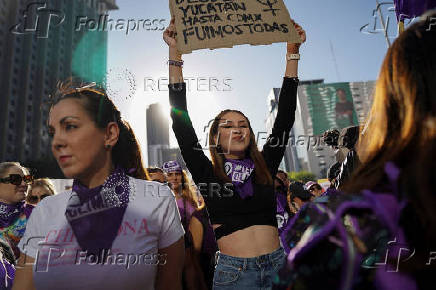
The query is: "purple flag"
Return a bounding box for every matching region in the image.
[394,0,436,21]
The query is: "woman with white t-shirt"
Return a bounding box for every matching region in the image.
[13,80,185,290]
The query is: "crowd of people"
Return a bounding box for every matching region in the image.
[0,10,435,290]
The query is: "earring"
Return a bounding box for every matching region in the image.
[105,144,111,150]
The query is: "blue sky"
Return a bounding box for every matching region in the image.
[106,0,397,165]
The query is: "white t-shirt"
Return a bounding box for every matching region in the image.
[18,178,184,290]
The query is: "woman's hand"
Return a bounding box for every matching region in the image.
[165,17,183,83]
[163,18,178,49]
[287,20,306,54]
[164,17,182,63]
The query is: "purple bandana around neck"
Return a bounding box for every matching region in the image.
[0,201,26,228]
[65,167,130,259]
[224,158,255,199]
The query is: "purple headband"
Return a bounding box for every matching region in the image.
[162,161,182,173]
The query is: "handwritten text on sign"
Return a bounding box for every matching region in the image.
[170,0,301,54]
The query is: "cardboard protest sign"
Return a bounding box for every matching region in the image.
[169,0,301,54]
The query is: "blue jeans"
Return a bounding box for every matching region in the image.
[212,247,286,290]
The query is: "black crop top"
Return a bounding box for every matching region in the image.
[169,78,298,240]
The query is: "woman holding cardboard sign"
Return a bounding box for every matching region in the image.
[164,17,305,289]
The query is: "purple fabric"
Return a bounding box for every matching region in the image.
[0,202,25,228]
[304,181,317,190]
[162,160,182,173]
[283,162,417,289]
[192,209,218,255]
[323,187,336,197]
[23,204,34,219]
[0,202,34,259]
[224,158,255,199]
[176,198,195,231]
[0,257,14,290]
[394,0,436,20]
[65,167,130,258]
[281,204,307,254]
[276,192,289,235]
[276,192,287,214]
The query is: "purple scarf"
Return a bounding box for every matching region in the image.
[394,0,436,20]
[65,167,130,258]
[276,191,289,235]
[224,158,255,199]
[0,202,26,228]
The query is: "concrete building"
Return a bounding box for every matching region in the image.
[265,79,375,178]
[0,0,118,170]
[296,81,376,178]
[265,79,324,173]
[146,102,186,168]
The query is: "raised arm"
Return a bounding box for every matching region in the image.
[163,19,215,184]
[263,21,306,175]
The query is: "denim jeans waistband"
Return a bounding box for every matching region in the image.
[215,247,285,271]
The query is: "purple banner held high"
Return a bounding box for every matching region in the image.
[394,0,436,21]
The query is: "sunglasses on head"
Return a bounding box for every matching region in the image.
[0,174,34,186]
[26,194,50,204]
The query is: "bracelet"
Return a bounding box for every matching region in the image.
[168,59,184,67]
[286,53,300,61]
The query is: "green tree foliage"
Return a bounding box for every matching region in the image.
[288,171,317,183]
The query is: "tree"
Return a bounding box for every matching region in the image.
[288,171,316,183]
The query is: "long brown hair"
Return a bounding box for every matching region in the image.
[344,13,436,192]
[49,79,148,180]
[343,12,436,279]
[208,110,273,185]
[172,170,201,209]
[30,178,56,195]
